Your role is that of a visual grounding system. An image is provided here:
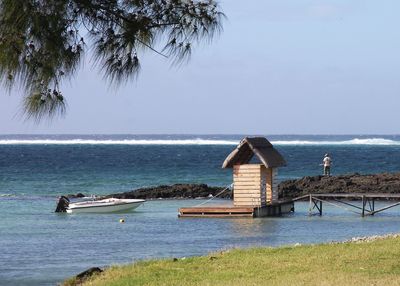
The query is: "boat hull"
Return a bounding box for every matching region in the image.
[66,199,145,214]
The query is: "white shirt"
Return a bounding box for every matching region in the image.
[323,157,331,167]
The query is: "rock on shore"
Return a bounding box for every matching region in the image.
[279,172,400,199]
[106,184,231,200]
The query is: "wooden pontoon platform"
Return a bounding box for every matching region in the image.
[178,200,294,218]
[179,206,254,217]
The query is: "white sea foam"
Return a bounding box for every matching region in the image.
[0,193,16,197]
[0,139,239,145]
[0,138,398,146]
[273,138,400,146]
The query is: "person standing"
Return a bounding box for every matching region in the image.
[323,153,332,176]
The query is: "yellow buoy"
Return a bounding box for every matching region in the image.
[119,218,125,223]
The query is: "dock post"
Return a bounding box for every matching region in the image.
[319,200,322,216]
[309,195,312,216]
[371,199,375,215]
[362,195,366,217]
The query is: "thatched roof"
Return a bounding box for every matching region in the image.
[222,137,286,168]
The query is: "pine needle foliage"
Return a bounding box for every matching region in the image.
[0,0,223,121]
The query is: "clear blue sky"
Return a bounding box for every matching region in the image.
[1,0,400,134]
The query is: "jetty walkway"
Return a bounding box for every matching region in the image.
[294,193,400,217]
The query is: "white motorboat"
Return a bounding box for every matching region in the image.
[55,197,145,213]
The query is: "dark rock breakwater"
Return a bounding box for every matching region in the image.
[279,172,400,199]
[69,173,400,200]
[106,183,230,200]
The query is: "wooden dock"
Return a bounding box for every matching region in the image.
[178,200,294,218]
[178,206,254,217]
[294,193,400,217]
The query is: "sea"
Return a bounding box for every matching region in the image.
[1,134,400,285]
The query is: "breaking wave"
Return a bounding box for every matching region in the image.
[273,138,400,146]
[0,193,15,197]
[0,139,239,145]
[0,138,398,146]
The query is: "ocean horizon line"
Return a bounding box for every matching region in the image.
[0,137,400,146]
[1,133,400,136]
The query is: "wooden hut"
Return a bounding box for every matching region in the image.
[178,136,293,218]
[222,137,286,207]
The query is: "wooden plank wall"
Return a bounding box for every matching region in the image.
[262,166,270,203]
[262,166,277,203]
[272,169,278,202]
[233,164,263,206]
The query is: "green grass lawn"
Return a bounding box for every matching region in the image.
[64,236,400,286]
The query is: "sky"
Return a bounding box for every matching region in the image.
[1,0,400,134]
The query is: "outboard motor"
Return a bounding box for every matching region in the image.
[55,196,70,213]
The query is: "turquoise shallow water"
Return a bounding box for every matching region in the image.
[2,199,400,285]
[1,135,400,285]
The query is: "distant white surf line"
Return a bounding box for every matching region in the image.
[0,193,15,197]
[273,138,400,146]
[0,139,239,145]
[0,138,398,146]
